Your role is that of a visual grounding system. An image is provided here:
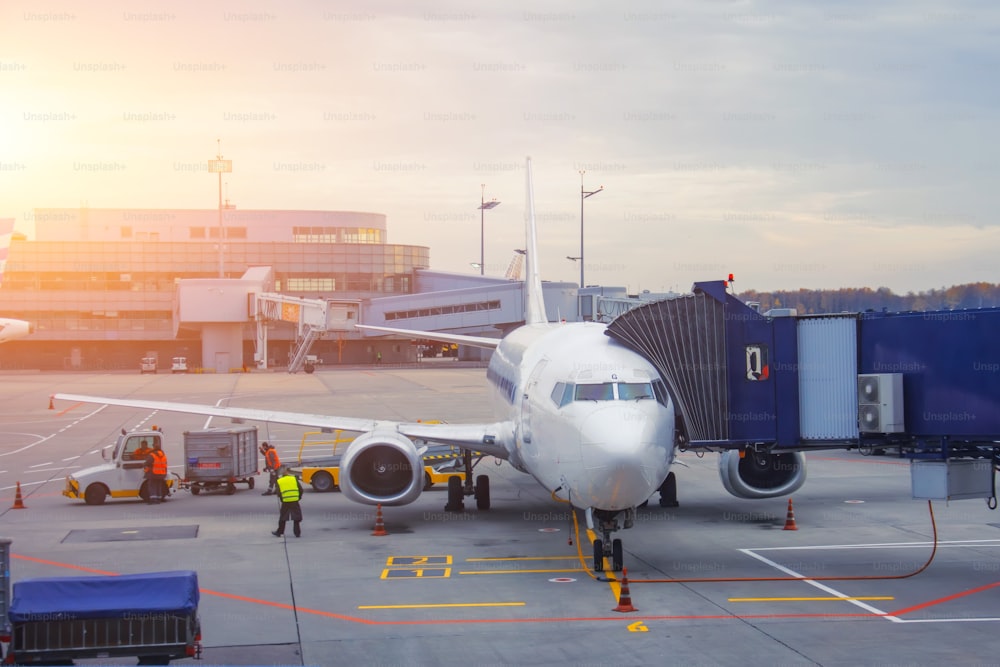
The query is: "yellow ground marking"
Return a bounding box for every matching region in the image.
[387,556,452,566]
[628,621,648,632]
[358,602,526,610]
[466,556,579,562]
[459,568,587,575]
[728,596,895,602]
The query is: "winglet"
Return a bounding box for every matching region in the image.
[524,156,547,325]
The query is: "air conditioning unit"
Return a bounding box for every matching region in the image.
[857,373,904,433]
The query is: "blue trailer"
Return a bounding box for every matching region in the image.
[4,570,201,665]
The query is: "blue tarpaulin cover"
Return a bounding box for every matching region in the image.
[9,570,199,622]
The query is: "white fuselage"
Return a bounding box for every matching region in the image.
[487,321,675,511]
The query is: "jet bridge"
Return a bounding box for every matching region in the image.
[251,294,359,372]
[606,279,1000,500]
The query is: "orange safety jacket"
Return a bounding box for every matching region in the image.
[148,450,168,476]
[265,448,280,470]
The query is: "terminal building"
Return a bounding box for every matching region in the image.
[0,207,600,371]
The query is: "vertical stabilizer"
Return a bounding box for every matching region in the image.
[524,157,547,325]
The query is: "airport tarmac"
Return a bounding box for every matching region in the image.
[2,368,1000,666]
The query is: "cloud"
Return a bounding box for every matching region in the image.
[0,0,996,293]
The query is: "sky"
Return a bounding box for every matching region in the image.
[1,0,997,294]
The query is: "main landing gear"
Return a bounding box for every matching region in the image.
[444,448,490,512]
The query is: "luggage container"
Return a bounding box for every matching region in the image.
[5,570,201,665]
[182,426,259,495]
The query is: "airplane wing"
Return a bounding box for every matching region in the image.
[355,324,500,350]
[52,393,513,461]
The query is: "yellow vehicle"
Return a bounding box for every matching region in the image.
[294,429,475,492]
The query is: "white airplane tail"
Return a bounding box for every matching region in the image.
[524,157,547,326]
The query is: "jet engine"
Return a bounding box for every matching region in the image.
[718,448,807,499]
[338,430,424,506]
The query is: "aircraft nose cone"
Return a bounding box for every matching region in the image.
[578,405,666,509]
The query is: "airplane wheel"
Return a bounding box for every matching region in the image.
[475,475,490,510]
[612,539,623,572]
[658,471,679,507]
[592,539,604,572]
[445,475,464,512]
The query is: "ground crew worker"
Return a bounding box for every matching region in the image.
[272,466,303,538]
[133,439,152,461]
[261,442,281,495]
[144,441,168,504]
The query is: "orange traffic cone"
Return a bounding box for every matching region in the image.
[783,498,798,531]
[12,481,26,509]
[371,504,388,536]
[49,395,54,410]
[613,567,637,613]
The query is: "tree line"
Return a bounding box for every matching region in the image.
[736,282,1000,315]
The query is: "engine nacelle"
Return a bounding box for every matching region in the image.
[339,430,424,506]
[718,449,807,499]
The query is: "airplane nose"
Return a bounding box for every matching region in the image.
[578,405,667,509]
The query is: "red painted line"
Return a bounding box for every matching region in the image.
[891,580,1000,617]
[55,402,85,417]
[14,554,118,576]
[10,553,885,626]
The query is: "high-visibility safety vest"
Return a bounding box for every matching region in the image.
[265,448,280,470]
[276,475,301,502]
[149,450,168,476]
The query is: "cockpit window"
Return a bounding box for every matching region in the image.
[550,382,573,407]
[575,383,615,401]
[618,382,654,400]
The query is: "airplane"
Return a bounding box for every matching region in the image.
[0,317,33,344]
[53,157,805,572]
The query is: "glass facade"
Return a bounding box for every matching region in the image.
[0,209,430,368]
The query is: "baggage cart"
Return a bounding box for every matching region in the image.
[4,570,201,665]
[182,426,259,495]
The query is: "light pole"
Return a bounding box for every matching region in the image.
[478,184,500,276]
[579,170,603,289]
[207,139,233,278]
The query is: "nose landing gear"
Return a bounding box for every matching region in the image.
[591,507,632,572]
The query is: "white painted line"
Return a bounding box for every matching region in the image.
[742,539,1000,624]
[750,539,1000,551]
[28,462,52,468]
[739,548,900,622]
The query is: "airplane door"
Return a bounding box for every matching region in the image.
[519,360,548,447]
